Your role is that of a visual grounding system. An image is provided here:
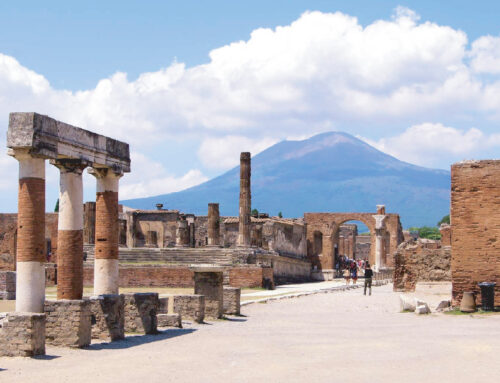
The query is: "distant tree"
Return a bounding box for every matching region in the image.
[437,214,450,226]
[251,208,259,217]
[54,199,59,213]
[408,226,441,240]
[278,211,283,218]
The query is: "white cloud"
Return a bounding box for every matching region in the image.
[470,35,500,74]
[198,136,278,170]
[362,123,500,167]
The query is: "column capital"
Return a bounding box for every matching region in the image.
[50,158,88,174]
[88,166,124,179]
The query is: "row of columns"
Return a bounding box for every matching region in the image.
[13,150,122,313]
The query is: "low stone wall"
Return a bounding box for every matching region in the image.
[223,287,241,315]
[123,293,159,334]
[45,300,92,348]
[159,297,169,313]
[0,313,46,357]
[256,254,311,284]
[89,294,125,341]
[393,239,451,292]
[228,266,274,288]
[157,313,182,328]
[0,270,16,300]
[173,295,205,323]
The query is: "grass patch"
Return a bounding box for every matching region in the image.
[444,308,500,316]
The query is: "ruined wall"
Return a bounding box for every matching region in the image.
[439,224,451,247]
[393,239,451,292]
[451,160,500,306]
[356,236,371,261]
[338,224,357,258]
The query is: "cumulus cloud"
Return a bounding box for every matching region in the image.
[362,123,500,167]
[470,35,500,74]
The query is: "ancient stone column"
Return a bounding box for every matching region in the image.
[207,203,220,246]
[237,152,251,247]
[12,150,46,313]
[372,210,387,272]
[90,168,121,295]
[83,202,96,245]
[176,218,190,247]
[53,159,86,300]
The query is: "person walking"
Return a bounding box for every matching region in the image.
[364,262,373,295]
[343,267,351,285]
[351,261,358,285]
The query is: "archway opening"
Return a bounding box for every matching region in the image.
[333,220,372,278]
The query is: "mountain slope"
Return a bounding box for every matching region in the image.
[122,132,450,228]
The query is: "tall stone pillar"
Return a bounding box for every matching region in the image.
[90,168,121,295]
[176,218,190,247]
[207,203,220,246]
[53,160,86,300]
[12,151,46,313]
[237,152,251,247]
[372,206,387,272]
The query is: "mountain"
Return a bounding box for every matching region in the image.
[122,132,451,228]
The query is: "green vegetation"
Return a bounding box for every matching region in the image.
[408,226,441,240]
[278,211,283,218]
[437,214,450,226]
[251,208,259,217]
[54,198,59,213]
[444,308,500,316]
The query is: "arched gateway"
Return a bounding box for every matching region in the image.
[304,205,403,280]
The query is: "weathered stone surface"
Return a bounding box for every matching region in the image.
[159,297,169,314]
[415,299,431,314]
[89,294,124,341]
[399,295,416,312]
[0,271,16,300]
[223,287,241,315]
[0,312,45,357]
[157,313,182,328]
[435,300,451,312]
[44,300,91,348]
[173,295,205,323]
[123,293,158,334]
[194,271,224,319]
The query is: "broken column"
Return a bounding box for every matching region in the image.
[176,217,190,247]
[53,159,86,300]
[89,168,122,295]
[11,150,46,313]
[192,266,224,319]
[238,152,251,247]
[373,205,387,272]
[207,203,220,246]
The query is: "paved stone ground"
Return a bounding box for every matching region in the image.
[1,284,499,383]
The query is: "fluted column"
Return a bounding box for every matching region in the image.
[237,152,251,247]
[89,168,121,295]
[207,203,220,246]
[12,150,46,313]
[53,159,86,300]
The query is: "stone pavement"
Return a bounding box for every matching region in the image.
[1,283,499,383]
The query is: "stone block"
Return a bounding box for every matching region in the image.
[157,313,182,328]
[399,295,416,312]
[0,271,16,300]
[89,294,125,341]
[223,287,241,315]
[45,300,92,348]
[173,295,205,323]
[159,297,169,314]
[415,304,431,315]
[435,300,451,312]
[123,293,159,334]
[0,312,46,357]
[194,271,223,319]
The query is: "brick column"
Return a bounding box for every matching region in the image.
[90,168,121,295]
[238,152,251,247]
[53,159,86,300]
[12,151,46,313]
[207,203,220,246]
[176,218,190,247]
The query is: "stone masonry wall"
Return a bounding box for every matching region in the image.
[194,272,223,319]
[123,293,159,334]
[173,295,205,323]
[223,287,241,315]
[89,294,124,341]
[393,239,451,292]
[451,160,500,306]
[0,313,46,357]
[0,270,16,299]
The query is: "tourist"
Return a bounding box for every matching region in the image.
[343,267,351,285]
[351,261,358,284]
[364,262,373,296]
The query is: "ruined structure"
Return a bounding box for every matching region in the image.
[238,152,251,247]
[207,203,220,246]
[305,206,403,280]
[451,160,500,306]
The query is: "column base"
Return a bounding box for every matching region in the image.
[44,300,92,348]
[223,287,241,315]
[123,293,159,334]
[194,272,223,320]
[173,295,205,323]
[89,294,124,341]
[157,313,182,328]
[0,313,46,357]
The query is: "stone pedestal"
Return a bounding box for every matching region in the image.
[159,297,169,314]
[173,295,205,323]
[223,287,241,315]
[123,293,159,334]
[176,219,190,247]
[157,313,182,328]
[192,267,224,319]
[0,313,46,357]
[0,271,16,300]
[89,294,125,341]
[45,300,92,348]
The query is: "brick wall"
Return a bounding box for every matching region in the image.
[393,239,451,292]
[451,160,500,306]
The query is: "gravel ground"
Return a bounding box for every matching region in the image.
[1,283,499,383]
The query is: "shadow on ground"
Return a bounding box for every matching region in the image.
[32,355,60,361]
[85,328,196,351]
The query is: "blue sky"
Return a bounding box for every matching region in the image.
[0,1,500,212]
